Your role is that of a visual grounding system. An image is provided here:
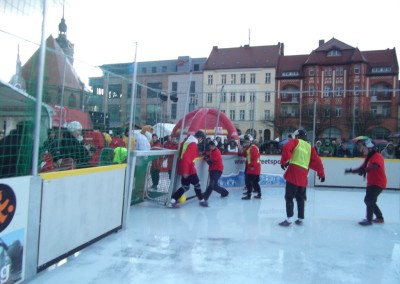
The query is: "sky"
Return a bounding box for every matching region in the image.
[1,0,400,84]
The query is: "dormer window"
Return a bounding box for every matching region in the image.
[327,49,342,57]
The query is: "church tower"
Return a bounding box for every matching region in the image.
[9,45,26,90]
[55,3,74,64]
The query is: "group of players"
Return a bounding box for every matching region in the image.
[167,129,387,227]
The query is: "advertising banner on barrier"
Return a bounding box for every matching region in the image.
[0,176,30,284]
[220,154,285,189]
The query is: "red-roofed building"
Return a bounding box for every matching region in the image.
[275,38,399,141]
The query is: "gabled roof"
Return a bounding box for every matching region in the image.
[303,37,398,73]
[362,49,399,72]
[204,44,282,70]
[315,38,354,51]
[277,54,308,77]
[22,35,83,92]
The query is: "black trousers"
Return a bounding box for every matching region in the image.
[150,168,160,186]
[172,174,202,201]
[203,170,229,201]
[284,181,306,219]
[244,174,261,195]
[364,185,384,221]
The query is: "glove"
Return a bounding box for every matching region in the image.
[318,176,325,182]
[344,168,352,174]
[358,168,366,176]
[281,162,289,171]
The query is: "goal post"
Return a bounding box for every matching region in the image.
[126,149,210,208]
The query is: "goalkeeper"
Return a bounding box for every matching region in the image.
[344,140,386,226]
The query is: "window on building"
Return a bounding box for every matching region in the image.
[250,73,256,84]
[141,67,147,74]
[291,106,298,117]
[308,108,313,117]
[281,106,288,117]
[152,66,157,73]
[207,93,212,103]
[324,67,332,76]
[309,67,315,76]
[68,94,77,108]
[354,84,360,96]
[221,92,226,102]
[240,92,245,102]
[327,49,342,56]
[371,106,378,116]
[136,84,142,98]
[230,110,236,121]
[221,74,226,85]
[372,67,392,73]
[230,92,236,102]
[324,106,331,117]
[171,103,177,119]
[335,85,343,96]
[264,110,270,120]
[371,86,377,97]
[231,74,236,84]
[382,105,391,117]
[147,82,162,98]
[265,73,271,84]
[309,86,315,96]
[249,110,254,120]
[162,66,167,73]
[108,84,122,99]
[265,92,271,102]
[324,84,333,97]
[193,64,200,71]
[354,64,360,74]
[240,74,246,84]
[171,82,178,96]
[207,75,213,85]
[383,86,390,98]
[335,107,342,117]
[190,81,195,94]
[240,110,245,120]
[355,107,359,117]
[336,66,344,76]
[250,92,255,102]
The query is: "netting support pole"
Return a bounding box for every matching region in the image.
[32,0,48,176]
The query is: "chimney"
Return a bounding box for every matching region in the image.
[319,40,325,46]
[279,42,284,56]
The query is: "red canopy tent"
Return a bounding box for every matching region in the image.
[171,108,239,141]
[51,105,93,129]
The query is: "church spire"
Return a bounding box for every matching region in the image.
[9,44,26,90]
[55,1,74,65]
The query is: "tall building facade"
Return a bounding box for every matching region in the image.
[276,38,399,141]
[89,57,206,128]
[203,44,283,141]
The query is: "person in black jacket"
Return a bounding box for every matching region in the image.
[0,121,34,178]
[59,121,91,168]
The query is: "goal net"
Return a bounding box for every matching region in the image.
[129,149,179,206]
[129,149,209,206]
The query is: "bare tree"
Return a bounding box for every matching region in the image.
[344,109,384,137]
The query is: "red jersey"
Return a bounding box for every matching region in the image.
[164,140,179,171]
[239,144,261,175]
[177,135,199,176]
[281,139,325,187]
[363,152,387,189]
[206,147,224,172]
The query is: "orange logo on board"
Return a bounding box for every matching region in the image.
[0,184,16,233]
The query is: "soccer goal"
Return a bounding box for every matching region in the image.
[128,149,178,206]
[128,148,210,206]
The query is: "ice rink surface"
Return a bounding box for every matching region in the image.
[28,187,400,284]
